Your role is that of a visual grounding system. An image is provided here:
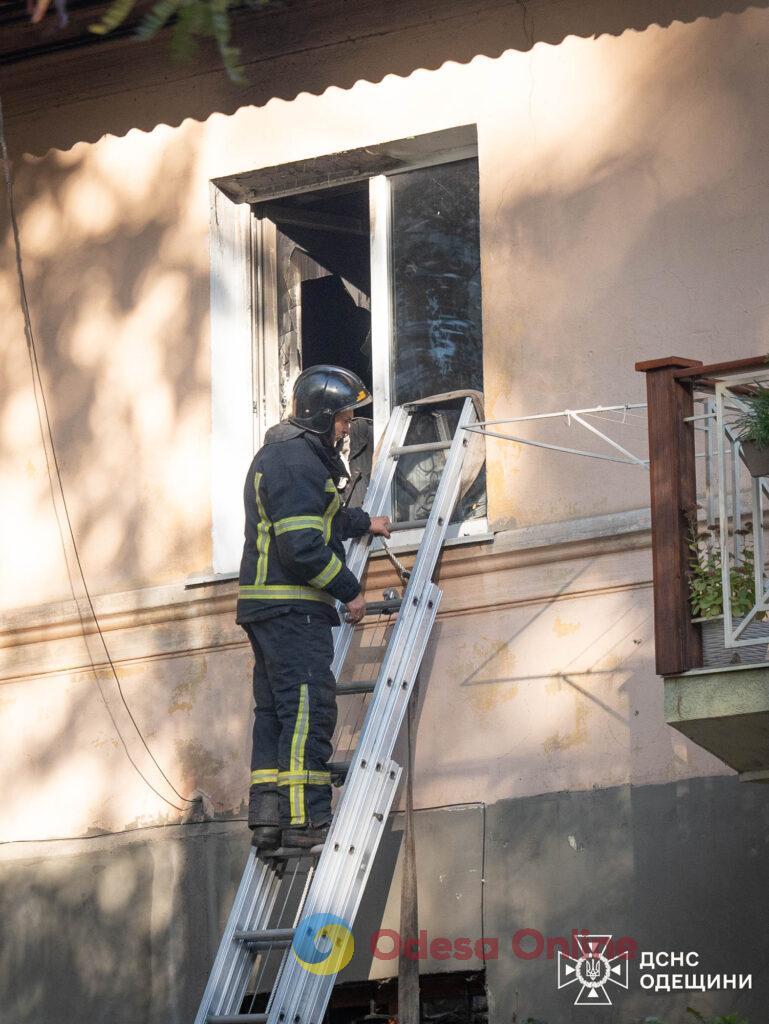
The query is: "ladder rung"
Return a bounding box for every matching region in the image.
[336,679,376,695]
[234,927,295,943]
[207,1016,268,1023]
[262,843,325,860]
[364,598,402,615]
[328,760,351,782]
[242,940,292,951]
[390,440,452,457]
[205,1015,266,1024]
[387,518,429,532]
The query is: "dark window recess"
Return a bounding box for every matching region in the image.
[255,182,373,419]
[331,970,488,1022]
[301,275,371,387]
[241,970,488,1022]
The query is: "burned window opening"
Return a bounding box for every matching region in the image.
[254,182,372,420]
[251,156,485,525]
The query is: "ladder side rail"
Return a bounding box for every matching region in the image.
[353,581,443,777]
[266,585,440,1022]
[331,404,412,677]
[324,581,441,850]
[212,868,285,1020]
[267,402,476,1020]
[263,857,319,1018]
[278,763,403,1023]
[395,397,476,601]
[305,587,440,920]
[347,398,475,769]
[194,855,283,1024]
[200,400,476,1024]
[313,582,441,882]
[334,396,473,704]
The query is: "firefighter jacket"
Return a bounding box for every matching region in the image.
[236,423,371,626]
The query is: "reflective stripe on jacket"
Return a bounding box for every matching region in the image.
[236,424,371,625]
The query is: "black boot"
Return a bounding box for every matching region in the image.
[281,823,330,849]
[250,825,282,851]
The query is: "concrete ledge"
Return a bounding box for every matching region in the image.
[664,664,769,775]
[0,508,654,683]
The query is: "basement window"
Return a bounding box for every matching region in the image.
[241,970,488,1022]
[209,128,486,573]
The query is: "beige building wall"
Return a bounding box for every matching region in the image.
[2,3,768,843]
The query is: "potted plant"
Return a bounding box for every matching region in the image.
[688,524,769,667]
[735,383,769,477]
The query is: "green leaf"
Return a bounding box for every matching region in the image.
[170,3,203,61]
[89,0,137,34]
[137,0,185,39]
[210,0,246,82]
[88,0,254,81]
[734,384,769,448]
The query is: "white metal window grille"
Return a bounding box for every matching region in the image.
[690,369,769,654]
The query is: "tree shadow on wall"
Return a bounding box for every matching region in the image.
[1,135,211,600]
[0,813,253,1024]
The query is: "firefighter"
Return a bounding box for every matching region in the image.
[236,365,391,851]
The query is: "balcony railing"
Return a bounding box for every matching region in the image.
[637,355,769,676]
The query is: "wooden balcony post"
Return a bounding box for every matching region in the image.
[636,357,704,676]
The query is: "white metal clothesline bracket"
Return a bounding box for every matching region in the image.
[463,403,650,469]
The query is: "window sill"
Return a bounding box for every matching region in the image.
[185,571,239,589]
[186,521,493,587]
[370,517,493,556]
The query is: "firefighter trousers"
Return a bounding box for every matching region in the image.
[244,610,337,829]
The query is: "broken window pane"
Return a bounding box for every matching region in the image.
[389,159,485,523]
[390,159,482,404]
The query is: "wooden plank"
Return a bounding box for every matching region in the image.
[672,355,769,379]
[638,358,703,676]
[690,378,755,398]
[635,356,702,372]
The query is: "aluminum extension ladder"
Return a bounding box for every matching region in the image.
[194,395,479,1024]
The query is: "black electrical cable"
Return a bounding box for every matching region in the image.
[0,98,194,813]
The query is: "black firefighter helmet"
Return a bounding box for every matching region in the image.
[289,365,372,435]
